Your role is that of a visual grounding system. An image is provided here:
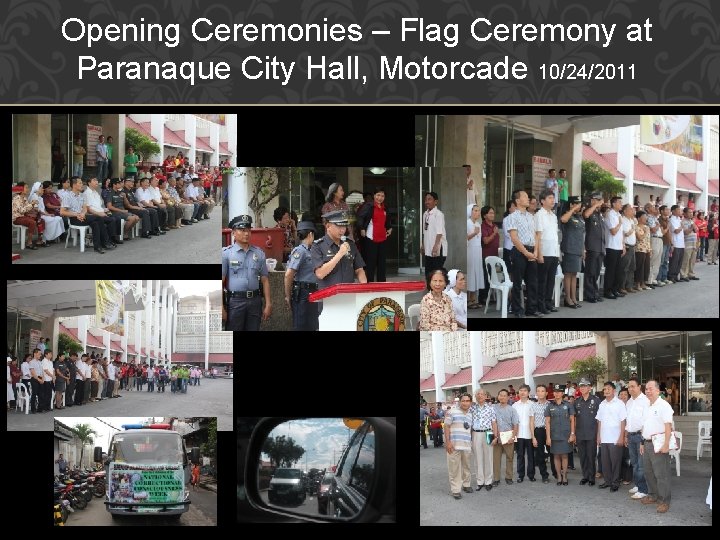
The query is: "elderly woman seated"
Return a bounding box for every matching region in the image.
[418,268,458,332]
[445,269,467,330]
[29,181,66,244]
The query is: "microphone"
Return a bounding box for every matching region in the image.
[340,235,353,259]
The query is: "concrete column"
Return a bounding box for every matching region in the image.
[617,126,635,205]
[439,116,485,175]
[431,332,446,401]
[134,309,142,364]
[663,153,678,209]
[79,315,88,354]
[523,331,537,392]
[186,116,197,165]
[100,114,120,178]
[698,114,711,211]
[469,331,483,393]
[551,127,583,197]
[172,294,178,363]
[205,294,210,370]
[210,123,220,167]
[347,167,363,193]
[13,114,51,183]
[52,317,60,360]
[121,316,128,364]
[434,167,466,273]
[104,330,111,363]
[153,280,161,365]
[145,279,153,365]
[229,166,249,220]
[160,285,167,363]
[150,114,164,164]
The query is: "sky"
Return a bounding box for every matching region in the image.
[262,418,359,470]
[61,417,163,452]
[170,280,221,298]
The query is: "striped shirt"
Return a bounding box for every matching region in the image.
[61,191,86,214]
[445,408,472,451]
[507,209,536,246]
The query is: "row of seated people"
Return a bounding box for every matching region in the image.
[12,175,215,254]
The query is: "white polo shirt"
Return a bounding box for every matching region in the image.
[42,358,55,382]
[502,212,515,250]
[135,187,155,205]
[147,185,163,203]
[29,359,43,381]
[75,359,86,380]
[21,361,32,380]
[622,216,636,246]
[596,396,627,443]
[185,184,198,199]
[534,207,560,257]
[625,392,650,433]
[422,207,447,257]
[605,209,623,250]
[670,215,685,248]
[512,399,535,439]
[641,396,674,439]
[84,188,106,214]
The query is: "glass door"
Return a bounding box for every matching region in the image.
[483,121,515,212]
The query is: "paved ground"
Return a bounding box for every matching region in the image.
[8,377,233,431]
[470,258,719,319]
[13,210,220,264]
[420,444,712,526]
[64,484,216,526]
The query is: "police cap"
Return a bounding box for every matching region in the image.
[297,220,315,232]
[230,215,252,229]
[553,384,566,393]
[322,210,349,226]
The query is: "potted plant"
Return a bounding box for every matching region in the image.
[124,128,161,169]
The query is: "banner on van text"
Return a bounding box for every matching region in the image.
[95,280,125,336]
[109,463,184,503]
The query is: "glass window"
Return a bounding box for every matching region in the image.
[349,425,374,496]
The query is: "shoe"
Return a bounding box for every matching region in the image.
[681,277,690,282]
[569,467,576,470]
[614,291,626,297]
[595,296,603,302]
[158,229,167,235]
[641,496,658,505]
[527,311,544,317]
[162,227,171,231]
[580,478,589,485]
[103,243,116,250]
[542,477,550,484]
[564,301,578,309]
[656,503,669,513]
[26,244,38,250]
[485,484,492,491]
[94,247,105,254]
[492,481,500,487]
[654,282,665,287]
[629,486,639,494]
[462,486,473,493]
[548,306,558,312]
[204,214,210,219]
[191,218,199,223]
[604,293,617,300]
[141,233,152,238]
[114,237,124,245]
[586,297,597,303]
[610,486,619,492]
[562,471,568,486]
[476,485,483,491]
[514,313,526,318]
[452,492,462,499]
[631,492,647,499]
[588,481,595,486]
[664,279,673,284]
[516,478,523,483]
[539,309,550,315]
[598,483,610,489]
[505,479,513,485]
[690,276,700,280]
[528,477,536,482]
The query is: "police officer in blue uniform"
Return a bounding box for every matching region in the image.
[574,377,601,485]
[284,220,319,331]
[222,215,272,330]
[310,210,367,289]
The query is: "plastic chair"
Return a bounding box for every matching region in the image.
[65,223,90,253]
[670,431,682,476]
[16,383,31,414]
[407,304,421,331]
[484,256,513,319]
[13,223,28,250]
[697,421,712,460]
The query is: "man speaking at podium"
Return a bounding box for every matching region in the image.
[311,210,367,289]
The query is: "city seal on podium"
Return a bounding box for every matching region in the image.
[356,296,406,331]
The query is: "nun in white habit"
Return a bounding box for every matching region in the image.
[28,181,65,242]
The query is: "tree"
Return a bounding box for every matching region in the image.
[245,166,309,226]
[200,418,217,473]
[58,333,83,356]
[72,423,98,468]
[581,160,626,201]
[568,355,608,390]
[124,128,161,163]
[262,435,305,468]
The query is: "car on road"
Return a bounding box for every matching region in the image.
[316,473,334,515]
[268,468,306,505]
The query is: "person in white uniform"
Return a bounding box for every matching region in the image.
[466,204,484,307]
[28,182,65,243]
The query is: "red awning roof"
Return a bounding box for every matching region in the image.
[59,324,105,348]
[125,116,157,142]
[676,172,702,194]
[533,345,596,376]
[170,353,233,364]
[479,357,539,383]
[583,145,625,178]
[126,343,137,355]
[443,368,473,388]
[196,136,214,152]
[708,179,719,197]
[218,141,231,155]
[164,127,190,148]
[110,340,124,353]
[637,162,669,188]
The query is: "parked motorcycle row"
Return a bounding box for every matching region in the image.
[53,469,106,525]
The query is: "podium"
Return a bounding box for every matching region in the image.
[308,281,426,331]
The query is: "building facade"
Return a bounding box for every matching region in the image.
[174,291,233,369]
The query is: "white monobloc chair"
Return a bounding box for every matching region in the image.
[484,256,513,319]
[407,304,421,331]
[16,384,31,414]
[13,223,29,250]
[670,431,682,477]
[65,224,90,253]
[697,421,712,460]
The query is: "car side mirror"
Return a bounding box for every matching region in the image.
[242,417,393,522]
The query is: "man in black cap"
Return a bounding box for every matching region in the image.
[284,220,319,330]
[104,178,141,240]
[574,378,601,485]
[222,215,272,330]
[583,192,606,303]
[311,210,367,289]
